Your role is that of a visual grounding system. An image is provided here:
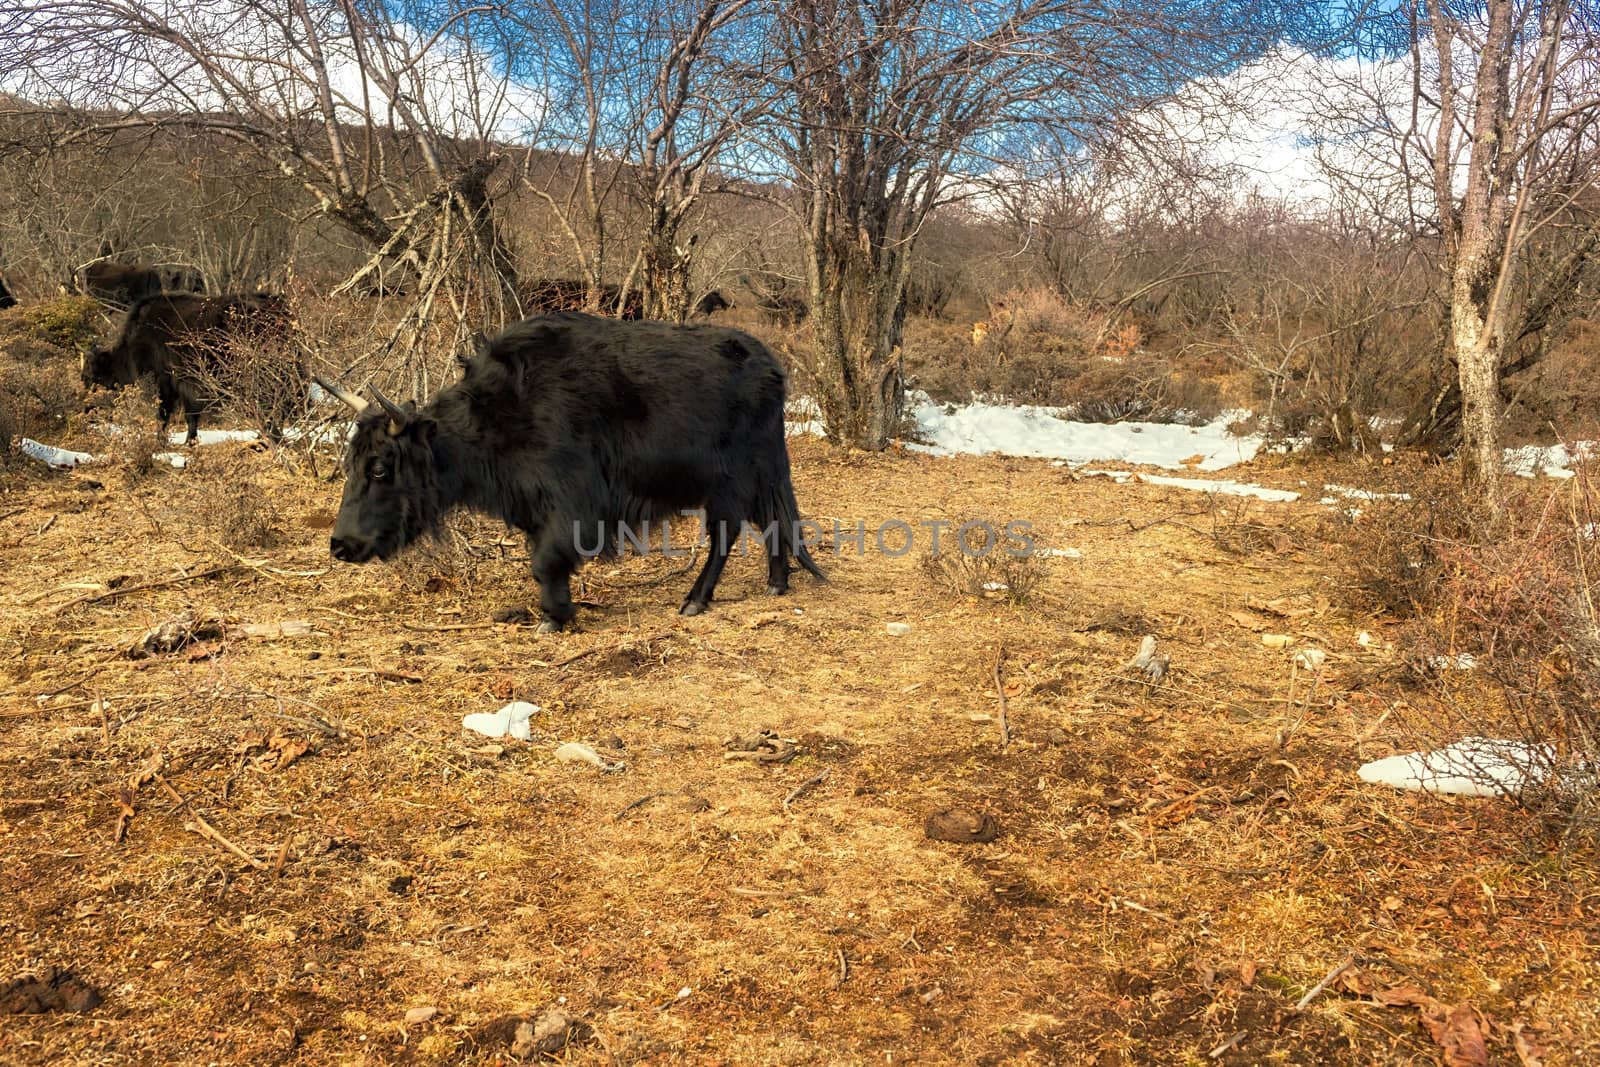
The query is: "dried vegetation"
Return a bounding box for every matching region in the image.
[1,438,1598,1065]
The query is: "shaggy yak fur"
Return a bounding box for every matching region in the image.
[81,292,296,443]
[327,311,825,630]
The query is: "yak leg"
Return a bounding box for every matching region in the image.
[765,529,792,597]
[682,507,736,616]
[184,410,201,445]
[532,540,578,633]
[156,381,177,441]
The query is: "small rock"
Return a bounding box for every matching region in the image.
[1,966,102,1014]
[1261,633,1294,649]
[1293,648,1327,671]
[405,1005,439,1025]
[513,1009,575,1058]
[554,742,604,767]
[885,622,913,636]
[1047,727,1069,746]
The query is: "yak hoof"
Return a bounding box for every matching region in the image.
[679,601,706,617]
[764,583,788,597]
[535,619,565,634]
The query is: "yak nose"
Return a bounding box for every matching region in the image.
[330,535,366,562]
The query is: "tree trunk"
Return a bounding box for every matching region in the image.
[641,209,693,323]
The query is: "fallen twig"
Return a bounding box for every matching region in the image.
[550,629,676,669]
[782,770,828,813]
[615,792,673,821]
[402,620,493,632]
[1208,1031,1247,1059]
[310,667,423,684]
[835,947,848,987]
[155,775,267,870]
[1293,952,1358,1013]
[993,645,1011,749]
[56,564,241,613]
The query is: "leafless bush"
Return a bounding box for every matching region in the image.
[1336,466,1463,618]
[1370,471,1600,840]
[182,313,310,444]
[0,300,91,458]
[919,519,1043,606]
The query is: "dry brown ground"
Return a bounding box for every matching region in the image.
[1,437,1597,1066]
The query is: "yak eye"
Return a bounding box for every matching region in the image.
[370,461,391,482]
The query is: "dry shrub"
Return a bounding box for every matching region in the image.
[185,316,310,442]
[1370,469,1600,839]
[0,300,93,459]
[215,476,282,550]
[0,295,103,353]
[919,518,1043,606]
[902,290,1223,424]
[1337,465,1464,618]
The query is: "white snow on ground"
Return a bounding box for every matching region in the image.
[18,438,100,469]
[1358,737,1557,798]
[1324,484,1411,501]
[1136,473,1300,502]
[785,398,825,438]
[1504,442,1593,479]
[905,394,1261,470]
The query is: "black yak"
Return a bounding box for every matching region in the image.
[79,261,204,308]
[320,312,824,631]
[693,291,732,317]
[0,274,15,310]
[81,292,296,443]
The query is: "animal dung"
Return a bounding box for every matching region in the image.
[462,701,540,741]
[924,808,1000,843]
[886,622,913,636]
[723,730,798,763]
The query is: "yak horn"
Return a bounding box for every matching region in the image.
[367,383,411,431]
[314,377,368,413]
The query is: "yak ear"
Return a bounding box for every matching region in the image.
[405,416,437,447]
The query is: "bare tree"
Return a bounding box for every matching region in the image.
[2,0,534,390]
[1379,1,1600,518]
[754,0,1300,449]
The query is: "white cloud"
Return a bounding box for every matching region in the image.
[5,1,544,142]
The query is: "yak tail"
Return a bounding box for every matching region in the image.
[767,476,826,582]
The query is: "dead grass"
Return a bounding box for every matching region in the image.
[1,442,1597,1065]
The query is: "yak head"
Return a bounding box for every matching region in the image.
[320,380,441,564]
[80,343,133,391]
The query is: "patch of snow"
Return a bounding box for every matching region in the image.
[18,438,101,469]
[1427,652,1477,671]
[171,428,261,446]
[1035,547,1083,558]
[785,397,826,438]
[1503,442,1594,479]
[152,452,188,468]
[908,393,1261,470]
[1136,473,1300,502]
[1357,737,1556,798]
[1324,484,1411,501]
